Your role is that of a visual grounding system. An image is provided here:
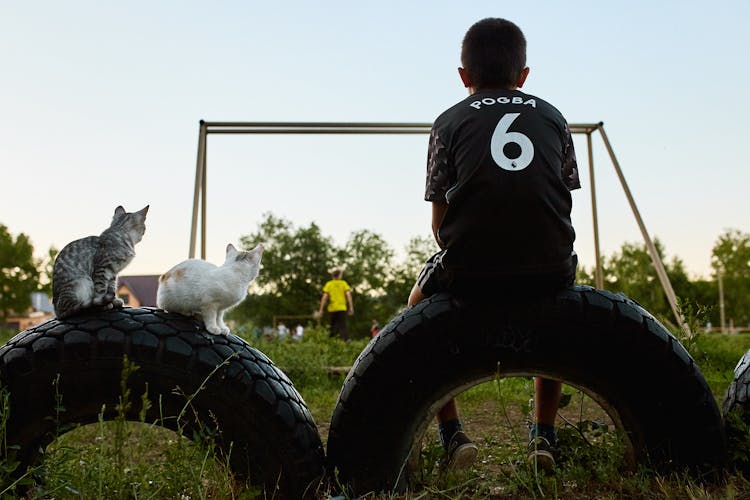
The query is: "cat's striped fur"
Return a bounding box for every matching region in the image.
[52,205,149,319]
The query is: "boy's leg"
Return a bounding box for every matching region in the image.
[407,282,426,306]
[408,275,476,469]
[339,313,349,341]
[528,376,562,471]
[330,312,346,339]
[328,313,336,338]
[533,377,562,430]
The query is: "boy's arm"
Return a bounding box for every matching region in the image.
[345,290,354,316]
[317,292,329,317]
[561,124,581,190]
[431,200,448,249]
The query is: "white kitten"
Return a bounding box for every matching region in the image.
[156,243,263,335]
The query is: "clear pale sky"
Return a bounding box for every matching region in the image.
[2,1,748,279]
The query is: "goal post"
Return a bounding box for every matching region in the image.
[189,121,684,328]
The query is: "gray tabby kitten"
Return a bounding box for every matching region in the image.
[52,205,149,319]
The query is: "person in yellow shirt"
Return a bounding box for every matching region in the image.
[317,269,354,340]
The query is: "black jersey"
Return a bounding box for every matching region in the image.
[425,89,580,277]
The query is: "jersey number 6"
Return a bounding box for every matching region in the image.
[491,112,534,171]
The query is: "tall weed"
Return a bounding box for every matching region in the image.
[0,387,35,496]
[36,356,241,499]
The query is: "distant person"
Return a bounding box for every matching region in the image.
[277,322,289,339]
[371,319,380,337]
[293,323,304,340]
[317,269,354,340]
[408,18,580,471]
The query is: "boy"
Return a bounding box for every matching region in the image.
[318,269,354,340]
[408,18,580,471]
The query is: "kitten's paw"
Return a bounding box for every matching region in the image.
[206,325,225,336]
[91,303,114,313]
[111,298,124,308]
[220,326,231,335]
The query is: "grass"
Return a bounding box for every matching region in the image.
[7,357,243,499]
[0,329,19,346]
[2,323,750,498]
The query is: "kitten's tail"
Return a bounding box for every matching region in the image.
[54,294,81,319]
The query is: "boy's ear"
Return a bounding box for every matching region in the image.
[516,67,530,88]
[457,67,472,88]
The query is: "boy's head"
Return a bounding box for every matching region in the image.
[460,18,528,91]
[331,268,343,279]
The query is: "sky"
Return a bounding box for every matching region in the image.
[1,0,748,279]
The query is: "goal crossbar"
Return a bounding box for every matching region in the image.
[190,120,683,328]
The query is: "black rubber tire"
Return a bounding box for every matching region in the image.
[0,307,324,499]
[722,348,750,421]
[327,286,726,495]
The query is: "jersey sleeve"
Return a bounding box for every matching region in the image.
[322,281,331,293]
[561,123,581,191]
[424,127,456,202]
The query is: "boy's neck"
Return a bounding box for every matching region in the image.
[471,85,518,94]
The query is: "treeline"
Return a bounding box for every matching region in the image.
[233,214,750,336]
[0,224,55,320]
[3,216,749,336]
[231,213,439,335]
[576,230,750,328]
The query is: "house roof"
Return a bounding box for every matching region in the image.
[118,275,160,307]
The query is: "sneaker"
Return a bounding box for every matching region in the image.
[443,431,478,470]
[527,436,555,472]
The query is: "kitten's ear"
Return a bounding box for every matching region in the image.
[114,206,126,217]
[248,244,264,262]
[139,205,150,217]
[226,243,237,256]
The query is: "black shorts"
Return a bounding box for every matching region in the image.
[416,249,577,299]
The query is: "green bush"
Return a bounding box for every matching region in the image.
[234,325,368,384]
[231,324,370,416]
[685,333,750,397]
[0,329,16,345]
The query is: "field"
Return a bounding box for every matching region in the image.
[2,325,750,499]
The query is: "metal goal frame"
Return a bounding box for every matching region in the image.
[189,120,682,327]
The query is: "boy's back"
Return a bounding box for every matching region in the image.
[426,88,579,279]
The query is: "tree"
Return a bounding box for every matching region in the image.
[336,230,396,333]
[379,236,438,317]
[575,265,595,287]
[339,230,394,296]
[685,278,719,327]
[233,213,336,328]
[39,246,58,295]
[0,224,44,319]
[230,213,438,337]
[602,239,691,321]
[711,229,750,326]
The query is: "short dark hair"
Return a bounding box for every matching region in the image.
[461,18,527,90]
